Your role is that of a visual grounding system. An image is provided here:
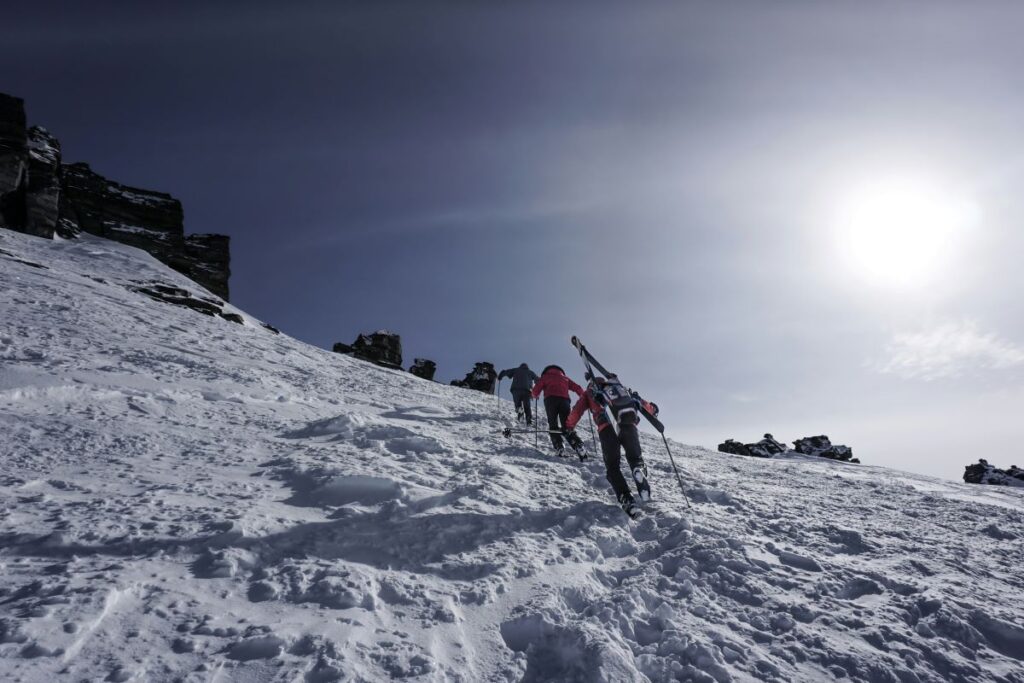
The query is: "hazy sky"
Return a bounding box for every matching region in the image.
[5,2,1024,480]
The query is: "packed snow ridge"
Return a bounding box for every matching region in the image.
[1,228,1023,683]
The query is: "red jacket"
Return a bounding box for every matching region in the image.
[566,388,655,433]
[531,365,584,400]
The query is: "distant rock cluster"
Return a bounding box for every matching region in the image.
[963,459,1024,487]
[330,331,499,393]
[0,92,230,300]
[719,434,788,459]
[719,433,859,463]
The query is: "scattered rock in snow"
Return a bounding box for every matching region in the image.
[792,434,858,463]
[333,329,403,369]
[408,357,437,381]
[963,459,1024,487]
[718,433,787,458]
[450,361,497,393]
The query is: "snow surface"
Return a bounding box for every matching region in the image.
[1,228,1023,682]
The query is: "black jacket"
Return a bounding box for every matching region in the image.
[498,363,538,393]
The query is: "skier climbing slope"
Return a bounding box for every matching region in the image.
[567,374,657,519]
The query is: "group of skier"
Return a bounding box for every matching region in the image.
[497,343,661,519]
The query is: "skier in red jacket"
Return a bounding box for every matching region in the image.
[531,364,586,457]
[566,374,657,517]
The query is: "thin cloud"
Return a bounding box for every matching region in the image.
[876,321,1024,380]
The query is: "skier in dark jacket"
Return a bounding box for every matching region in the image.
[497,363,538,425]
[531,364,586,457]
[566,374,658,517]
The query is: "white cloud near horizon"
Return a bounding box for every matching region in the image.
[876,321,1024,381]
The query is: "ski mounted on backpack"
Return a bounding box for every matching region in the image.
[570,336,664,433]
[570,335,692,509]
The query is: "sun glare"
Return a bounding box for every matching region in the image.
[833,178,975,289]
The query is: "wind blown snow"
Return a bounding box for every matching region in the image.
[1,229,1023,682]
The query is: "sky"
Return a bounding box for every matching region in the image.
[4,1,1024,480]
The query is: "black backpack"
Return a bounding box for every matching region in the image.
[600,377,638,425]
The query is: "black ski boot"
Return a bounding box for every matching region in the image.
[632,465,651,502]
[565,430,588,461]
[617,492,641,520]
[554,446,567,458]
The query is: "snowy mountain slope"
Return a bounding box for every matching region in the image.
[1,228,1023,683]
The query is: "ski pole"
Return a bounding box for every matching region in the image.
[587,412,599,457]
[661,433,692,509]
[495,378,502,422]
[536,397,544,450]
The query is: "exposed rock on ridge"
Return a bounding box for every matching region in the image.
[964,459,1024,487]
[333,330,403,370]
[0,92,231,300]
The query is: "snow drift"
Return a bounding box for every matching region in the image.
[1,229,1023,682]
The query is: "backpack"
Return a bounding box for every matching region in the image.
[600,377,638,425]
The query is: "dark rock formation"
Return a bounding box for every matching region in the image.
[718,439,754,457]
[409,358,437,381]
[963,459,1024,487]
[718,433,787,458]
[129,281,243,325]
[0,93,28,231]
[451,362,498,394]
[793,435,858,463]
[333,330,403,369]
[0,91,231,300]
[58,163,231,299]
[718,433,859,463]
[25,127,61,238]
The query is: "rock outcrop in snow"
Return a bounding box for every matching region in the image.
[409,358,438,381]
[964,459,1024,487]
[718,434,787,458]
[333,329,404,369]
[719,433,859,464]
[0,91,231,300]
[792,434,857,462]
[451,361,498,394]
[2,229,1024,682]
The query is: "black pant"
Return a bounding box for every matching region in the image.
[543,396,571,449]
[600,422,646,499]
[511,390,532,425]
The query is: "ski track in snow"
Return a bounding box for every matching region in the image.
[1,229,1023,682]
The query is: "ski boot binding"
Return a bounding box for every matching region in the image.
[617,492,641,520]
[633,466,651,502]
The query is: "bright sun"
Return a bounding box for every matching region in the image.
[833,177,975,289]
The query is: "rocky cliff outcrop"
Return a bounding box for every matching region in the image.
[0,92,231,300]
[333,330,403,370]
[0,94,27,229]
[25,126,62,238]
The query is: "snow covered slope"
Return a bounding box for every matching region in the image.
[2,228,1023,683]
